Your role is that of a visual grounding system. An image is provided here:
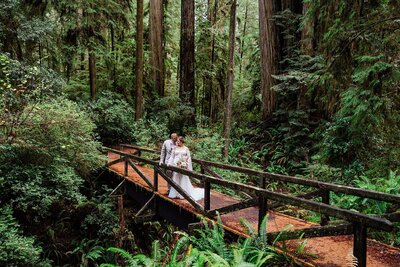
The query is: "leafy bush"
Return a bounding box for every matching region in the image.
[132,119,168,147]
[0,206,50,267]
[0,97,104,217]
[88,91,136,145]
[151,95,195,133]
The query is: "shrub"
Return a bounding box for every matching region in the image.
[89,91,136,145]
[0,206,50,267]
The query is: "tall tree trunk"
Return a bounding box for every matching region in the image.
[203,0,217,120]
[222,0,237,158]
[135,0,144,120]
[258,0,279,119]
[88,47,97,99]
[301,2,314,54]
[239,0,249,75]
[150,0,165,97]
[209,0,218,122]
[111,25,116,89]
[179,0,196,126]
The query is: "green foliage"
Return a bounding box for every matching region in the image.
[103,217,292,267]
[132,118,169,147]
[151,96,195,134]
[332,171,400,214]
[0,206,50,267]
[88,91,136,145]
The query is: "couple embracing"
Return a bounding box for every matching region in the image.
[159,133,204,201]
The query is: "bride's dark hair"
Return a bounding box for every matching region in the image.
[178,136,185,143]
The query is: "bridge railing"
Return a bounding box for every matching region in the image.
[106,144,400,267]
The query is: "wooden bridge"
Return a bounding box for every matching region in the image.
[105,144,400,267]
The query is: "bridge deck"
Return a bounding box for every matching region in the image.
[108,151,400,267]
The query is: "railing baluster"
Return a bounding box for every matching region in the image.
[154,166,159,192]
[353,222,367,267]
[258,175,268,234]
[124,157,128,176]
[321,189,330,226]
[202,165,211,211]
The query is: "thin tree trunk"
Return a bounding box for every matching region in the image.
[111,25,116,89]
[239,0,249,75]
[209,0,218,122]
[80,52,85,70]
[88,47,97,99]
[179,0,196,126]
[150,0,165,97]
[203,0,217,120]
[222,0,237,158]
[135,0,144,120]
[258,0,279,119]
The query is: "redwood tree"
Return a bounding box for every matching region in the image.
[222,0,237,158]
[258,0,279,119]
[135,0,144,120]
[149,0,164,97]
[179,0,196,126]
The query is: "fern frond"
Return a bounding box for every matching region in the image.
[345,250,358,267]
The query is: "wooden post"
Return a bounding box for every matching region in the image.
[117,195,125,246]
[321,189,330,226]
[124,158,128,176]
[154,166,159,192]
[258,176,268,234]
[353,222,367,267]
[201,165,211,211]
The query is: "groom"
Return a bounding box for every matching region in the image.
[160,133,178,192]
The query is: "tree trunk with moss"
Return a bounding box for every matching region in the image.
[222,0,237,158]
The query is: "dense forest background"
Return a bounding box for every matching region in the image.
[0,0,399,266]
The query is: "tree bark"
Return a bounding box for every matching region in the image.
[301,2,314,54]
[150,0,165,97]
[258,0,279,119]
[209,0,219,122]
[88,47,97,99]
[222,0,237,158]
[179,0,196,126]
[135,0,144,120]
[110,25,116,89]
[239,0,249,75]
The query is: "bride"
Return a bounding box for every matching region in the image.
[167,136,204,201]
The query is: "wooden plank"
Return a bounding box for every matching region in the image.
[114,146,400,205]
[107,148,394,231]
[159,164,393,231]
[133,213,157,224]
[208,198,258,216]
[157,167,204,213]
[353,222,367,267]
[382,211,400,222]
[127,159,154,190]
[136,195,155,217]
[105,157,126,167]
[268,223,353,241]
[269,189,323,209]
[321,189,330,226]
[109,180,126,197]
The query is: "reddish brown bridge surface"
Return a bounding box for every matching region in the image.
[107,147,400,267]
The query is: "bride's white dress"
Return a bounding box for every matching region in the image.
[167,146,204,201]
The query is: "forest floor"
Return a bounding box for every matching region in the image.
[108,150,400,267]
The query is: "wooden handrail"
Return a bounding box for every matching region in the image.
[105,147,393,231]
[118,144,400,205]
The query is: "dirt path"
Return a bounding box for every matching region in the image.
[108,151,400,266]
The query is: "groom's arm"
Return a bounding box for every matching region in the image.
[160,141,167,164]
